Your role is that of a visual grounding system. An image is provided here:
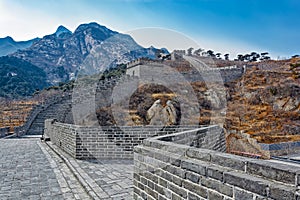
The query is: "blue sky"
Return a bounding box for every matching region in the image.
[0,0,299,58]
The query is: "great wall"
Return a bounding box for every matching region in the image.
[1,55,300,199]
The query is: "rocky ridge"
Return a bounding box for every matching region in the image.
[12,22,167,84]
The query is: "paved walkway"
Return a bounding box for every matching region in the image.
[0,137,134,200]
[0,138,65,199]
[77,160,133,199]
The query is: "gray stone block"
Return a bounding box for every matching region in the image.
[269,183,296,200]
[181,159,207,176]
[211,153,247,171]
[247,160,299,185]
[187,192,203,200]
[186,148,212,162]
[234,188,254,200]
[168,182,187,198]
[200,177,233,197]
[208,190,224,200]
[206,165,227,181]
[185,171,200,183]
[183,180,207,198]
[224,171,269,196]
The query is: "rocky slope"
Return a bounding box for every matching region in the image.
[226,58,300,144]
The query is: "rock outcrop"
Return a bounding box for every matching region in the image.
[146,99,177,126]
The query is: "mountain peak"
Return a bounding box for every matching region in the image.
[55,25,71,37]
[0,36,14,42]
[74,22,118,41]
[74,22,117,34]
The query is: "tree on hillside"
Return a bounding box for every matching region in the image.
[194,48,204,56]
[260,52,270,61]
[216,53,222,59]
[237,54,244,61]
[187,47,194,56]
[250,52,260,62]
[207,50,215,58]
[224,53,230,60]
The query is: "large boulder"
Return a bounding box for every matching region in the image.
[146,99,177,126]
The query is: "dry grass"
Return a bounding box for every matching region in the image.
[0,100,37,131]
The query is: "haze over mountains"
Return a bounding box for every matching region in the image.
[0,22,168,98]
[0,36,39,57]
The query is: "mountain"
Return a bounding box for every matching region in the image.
[12,22,167,84]
[54,25,72,38]
[0,36,39,56]
[0,56,48,99]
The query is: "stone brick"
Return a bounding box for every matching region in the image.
[187,192,203,200]
[172,174,183,186]
[165,165,185,178]
[183,180,207,198]
[211,153,247,171]
[181,159,206,176]
[134,173,140,182]
[234,188,254,200]
[200,177,233,197]
[168,182,187,198]
[154,184,165,196]
[172,192,183,200]
[186,148,213,162]
[158,178,167,188]
[185,171,200,183]
[247,160,298,185]
[134,186,141,195]
[224,171,269,196]
[208,190,223,200]
[269,183,296,200]
[158,195,168,200]
[145,185,158,199]
[206,165,226,181]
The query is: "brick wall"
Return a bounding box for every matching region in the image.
[134,127,299,200]
[45,119,76,157]
[44,119,200,159]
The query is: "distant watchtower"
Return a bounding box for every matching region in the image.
[126,58,164,78]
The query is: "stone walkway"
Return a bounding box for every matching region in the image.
[0,137,134,200]
[0,138,64,199]
[77,160,133,199]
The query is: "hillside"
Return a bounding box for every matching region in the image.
[0,36,39,56]
[226,58,300,144]
[92,57,300,147]
[0,56,48,98]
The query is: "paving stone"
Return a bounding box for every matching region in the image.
[0,137,136,199]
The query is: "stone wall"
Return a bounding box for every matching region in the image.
[126,62,244,83]
[0,127,10,138]
[45,119,76,156]
[44,119,200,159]
[134,128,299,200]
[260,141,300,157]
[14,92,72,136]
